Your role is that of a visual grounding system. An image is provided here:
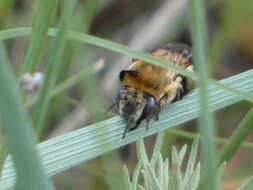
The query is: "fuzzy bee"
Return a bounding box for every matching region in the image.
[116,43,194,138]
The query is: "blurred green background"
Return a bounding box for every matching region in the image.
[0,0,253,189]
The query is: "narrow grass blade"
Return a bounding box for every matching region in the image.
[123,165,133,190]
[182,136,199,188]
[216,106,253,166]
[150,132,164,167]
[216,162,226,188]
[32,0,77,137]
[1,68,253,190]
[0,43,53,190]
[186,162,201,190]
[144,165,160,190]
[0,141,8,179]
[22,0,59,73]
[236,176,253,190]
[136,139,149,166]
[190,0,216,189]
[132,162,142,190]
[0,27,253,103]
[168,129,253,150]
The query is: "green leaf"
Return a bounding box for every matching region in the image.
[236,176,253,190]
[144,165,160,190]
[123,165,133,190]
[187,162,201,190]
[132,162,142,190]
[32,0,77,137]
[216,162,227,187]
[0,41,53,190]
[1,68,253,190]
[190,0,216,189]
[182,136,199,188]
[22,0,59,73]
[150,132,164,168]
[163,159,169,190]
[136,139,149,166]
[0,141,8,179]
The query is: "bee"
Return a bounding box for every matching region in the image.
[116,43,194,138]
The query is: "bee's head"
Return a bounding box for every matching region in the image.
[116,86,158,122]
[116,87,145,122]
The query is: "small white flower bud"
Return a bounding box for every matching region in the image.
[20,72,44,93]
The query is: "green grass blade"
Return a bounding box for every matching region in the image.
[123,165,133,190]
[33,0,77,137]
[0,141,8,179]
[168,129,253,150]
[216,162,226,188]
[0,43,53,190]
[1,27,253,103]
[190,0,216,189]
[236,176,253,190]
[150,132,164,167]
[22,0,59,73]
[216,106,253,165]
[0,68,253,190]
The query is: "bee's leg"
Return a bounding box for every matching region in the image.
[122,122,132,139]
[145,118,150,130]
[129,118,143,131]
[119,70,139,81]
[176,86,184,100]
[154,106,161,121]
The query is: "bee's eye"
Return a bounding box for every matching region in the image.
[142,97,157,118]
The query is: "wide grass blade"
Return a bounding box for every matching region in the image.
[22,0,59,73]
[0,43,53,189]
[0,68,253,190]
[190,0,216,189]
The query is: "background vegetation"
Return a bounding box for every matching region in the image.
[0,0,253,189]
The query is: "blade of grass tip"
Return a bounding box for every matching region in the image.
[123,165,133,190]
[136,139,149,166]
[182,136,199,188]
[22,0,59,74]
[0,43,53,190]
[150,132,164,167]
[163,158,169,190]
[236,176,253,190]
[157,153,163,186]
[132,161,142,190]
[32,0,77,137]
[170,146,181,190]
[190,0,216,189]
[188,162,201,190]
[216,106,253,166]
[178,144,187,168]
